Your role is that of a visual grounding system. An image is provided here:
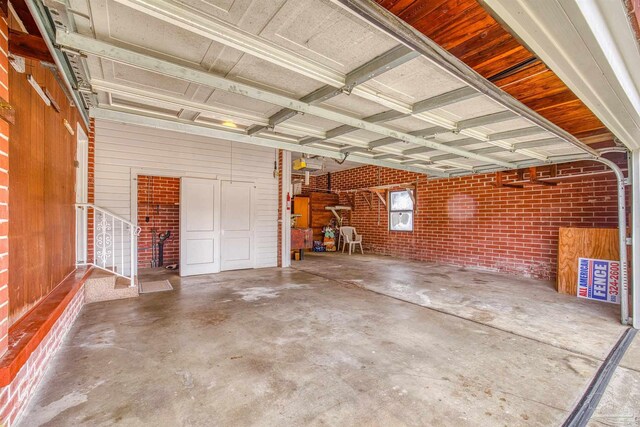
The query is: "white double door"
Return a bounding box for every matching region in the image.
[180,178,255,276]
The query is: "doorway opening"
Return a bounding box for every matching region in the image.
[136,175,180,271]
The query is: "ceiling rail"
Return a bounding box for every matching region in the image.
[56,31,520,170]
[329,0,600,160]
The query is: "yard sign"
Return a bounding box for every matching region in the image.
[577,258,620,304]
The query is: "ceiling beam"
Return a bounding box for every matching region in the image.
[90,107,449,176]
[373,153,401,160]
[488,126,544,141]
[367,126,446,150]
[429,146,506,162]
[456,111,517,130]
[304,86,488,147]
[343,45,419,92]
[57,32,517,169]
[402,137,479,156]
[412,87,480,114]
[330,0,599,158]
[9,28,54,63]
[10,0,41,35]
[114,0,344,86]
[511,138,564,150]
[250,45,418,135]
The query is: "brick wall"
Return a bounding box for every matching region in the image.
[0,283,84,426]
[87,119,95,263]
[0,16,9,357]
[321,158,625,280]
[278,150,283,267]
[137,176,180,269]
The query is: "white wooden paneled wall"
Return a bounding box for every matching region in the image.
[93,119,279,269]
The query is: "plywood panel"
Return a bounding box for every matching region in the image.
[309,192,339,242]
[557,228,619,296]
[293,196,309,228]
[8,47,83,323]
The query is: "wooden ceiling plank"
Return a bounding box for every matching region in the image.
[9,0,41,36]
[375,0,610,143]
[8,29,53,63]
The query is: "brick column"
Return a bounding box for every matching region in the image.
[277,150,283,267]
[0,17,10,356]
[87,119,95,263]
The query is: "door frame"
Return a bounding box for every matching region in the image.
[75,123,89,265]
[220,179,257,271]
[130,168,217,275]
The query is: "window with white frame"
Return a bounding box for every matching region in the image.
[389,190,414,231]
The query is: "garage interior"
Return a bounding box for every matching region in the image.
[3,0,640,426]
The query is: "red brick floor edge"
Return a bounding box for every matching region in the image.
[0,267,91,425]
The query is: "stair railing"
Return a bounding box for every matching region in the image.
[75,203,141,287]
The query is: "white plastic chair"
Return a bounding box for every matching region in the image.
[341,226,363,255]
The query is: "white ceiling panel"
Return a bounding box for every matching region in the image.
[365,57,466,105]
[205,90,281,117]
[228,55,322,99]
[259,0,397,73]
[321,93,389,119]
[51,0,599,178]
[436,97,507,121]
[474,118,535,134]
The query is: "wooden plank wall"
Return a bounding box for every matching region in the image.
[9,28,83,323]
[376,0,609,141]
[309,192,338,242]
[557,228,619,296]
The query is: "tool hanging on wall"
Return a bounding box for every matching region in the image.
[157,231,171,267]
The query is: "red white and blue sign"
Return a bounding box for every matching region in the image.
[577,258,620,304]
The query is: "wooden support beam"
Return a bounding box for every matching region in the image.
[346,193,355,210]
[362,191,373,210]
[406,187,416,206]
[9,29,54,63]
[491,171,524,189]
[0,1,8,18]
[9,0,41,36]
[0,96,15,125]
[374,190,387,207]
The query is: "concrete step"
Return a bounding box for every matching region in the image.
[85,269,139,304]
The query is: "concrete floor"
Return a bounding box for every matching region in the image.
[19,253,637,426]
[590,336,640,426]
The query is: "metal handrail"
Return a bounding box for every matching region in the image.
[75,203,139,287]
[75,203,139,230]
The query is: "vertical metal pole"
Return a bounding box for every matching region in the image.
[130,225,135,287]
[75,206,79,266]
[93,207,97,265]
[121,221,124,277]
[594,157,629,325]
[111,215,115,271]
[281,150,292,268]
[632,150,640,329]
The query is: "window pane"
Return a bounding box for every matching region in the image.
[390,211,413,231]
[390,190,413,211]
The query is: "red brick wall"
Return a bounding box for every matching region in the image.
[0,280,84,425]
[87,119,95,264]
[0,16,9,356]
[325,158,625,280]
[278,150,283,267]
[137,176,180,269]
